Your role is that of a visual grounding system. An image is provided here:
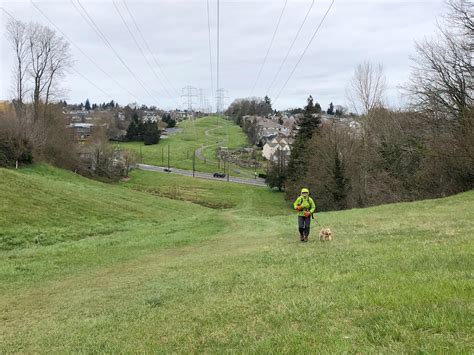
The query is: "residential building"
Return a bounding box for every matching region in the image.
[262,136,293,162]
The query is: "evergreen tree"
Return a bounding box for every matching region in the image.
[143,120,161,145]
[327,102,334,115]
[263,95,272,114]
[297,95,321,142]
[314,102,322,113]
[125,113,143,141]
[162,113,176,128]
[85,99,91,111]
[265,150,287,191]
[285,95,322,188]
[330,150,351,209]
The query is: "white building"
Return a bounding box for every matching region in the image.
[262,136,292,162]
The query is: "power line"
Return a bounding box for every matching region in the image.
[121,0,182,102]
[250,0,288,97]
[0,6,15,19]
[273,0,335,105]
[71,0,157,101]
[206,0,214,109]
[29,1,134,100]
[266,0,316,97]
[71,67,114,99]
[111,0,179,106]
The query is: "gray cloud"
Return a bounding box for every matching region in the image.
[1,0,445,110]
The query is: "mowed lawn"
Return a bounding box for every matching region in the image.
[1,165,473,352]
[119,116,264,177]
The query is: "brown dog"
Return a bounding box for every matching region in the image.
[319,227,332,241]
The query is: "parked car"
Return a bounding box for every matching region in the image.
[213,172,226,178]
[164,168,172,173]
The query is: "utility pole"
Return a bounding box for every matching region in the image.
[193,150,195,177]
[167,145,170,170]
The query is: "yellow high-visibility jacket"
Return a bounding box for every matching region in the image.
[293,195,316,216]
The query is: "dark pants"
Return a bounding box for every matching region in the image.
[298,216,311,239]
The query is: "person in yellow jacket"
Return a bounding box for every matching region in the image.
[293,188,316,242]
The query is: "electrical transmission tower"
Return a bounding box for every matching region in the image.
[204,97,211,114]
[182,86,198,116]
[198,88,208,113]
[215,88,228,116]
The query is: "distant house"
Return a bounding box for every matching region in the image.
[143,110,160,122]
[65,110,90,124]
[257,118,291,145]
[282,116,296,131]
[262,136,292,162]
[69,123,94,141]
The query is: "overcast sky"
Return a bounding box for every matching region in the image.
[1,0,445,111]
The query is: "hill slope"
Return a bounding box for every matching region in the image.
[1,166,473,352]
[120,116,263,177]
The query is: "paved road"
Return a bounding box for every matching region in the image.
[137,163,267,187]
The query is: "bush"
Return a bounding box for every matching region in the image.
[0,137,33,167]
[0,104,34,167]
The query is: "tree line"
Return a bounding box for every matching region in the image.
[280,0,473,210]
[0,19,133,181]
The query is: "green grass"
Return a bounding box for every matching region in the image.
[1,165,473,352]
[119,116,264,177]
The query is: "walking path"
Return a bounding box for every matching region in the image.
[193,125,257,179]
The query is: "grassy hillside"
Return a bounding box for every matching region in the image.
[120,116,264,177]
[1,165,473,352]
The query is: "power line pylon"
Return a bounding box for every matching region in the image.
[215,88,228,116]
[182,86,197,118]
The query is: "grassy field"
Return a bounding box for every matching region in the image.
[1,165,473,352]
[119,116,265,177]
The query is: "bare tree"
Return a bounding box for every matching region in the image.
[346,61,386,115]
[6,19,30,120]
[4,20,74,167]
[447,0,474,37]
[408,0,473,119]
[406,0,474,192]
[43,30,72,119]
[7,20,72,121]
